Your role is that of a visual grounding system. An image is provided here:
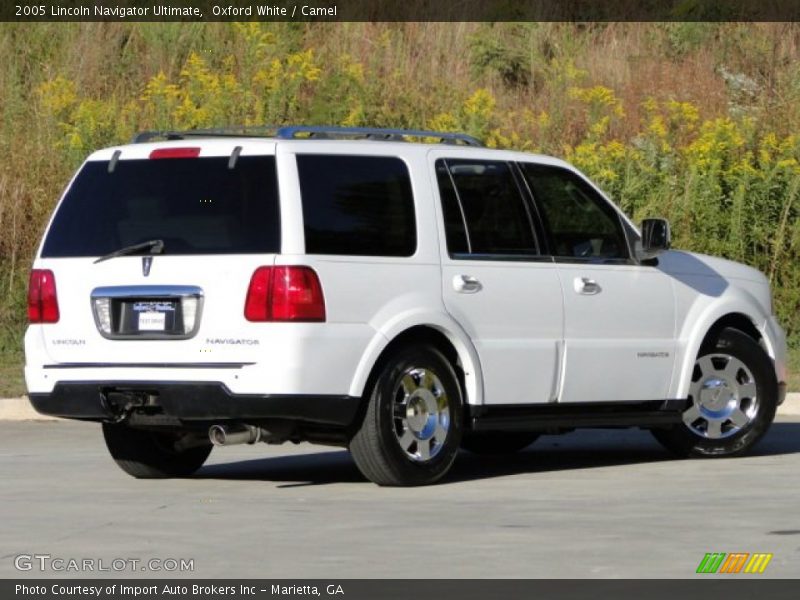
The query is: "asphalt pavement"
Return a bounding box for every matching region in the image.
[1,418,799,579]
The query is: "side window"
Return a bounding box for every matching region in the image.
[435,159,538,257]
[297,155,416,257]
[519,163,628,261]
[435,160,470,254]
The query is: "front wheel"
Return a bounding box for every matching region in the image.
[103,423,212,478]
[349,345,463,486]
[651,327,778,457]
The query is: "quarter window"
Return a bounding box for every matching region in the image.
[297,155,416,257]
[435,159,538,257]
[520,163,628,261]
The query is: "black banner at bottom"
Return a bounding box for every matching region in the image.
[4,580,800,600]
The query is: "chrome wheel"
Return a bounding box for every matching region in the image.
[392,367,451,462]
[684,353,759,439]
[350,344,463,486]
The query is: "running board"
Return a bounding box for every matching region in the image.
[468,399,687,433]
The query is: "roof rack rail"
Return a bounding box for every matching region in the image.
[131,126,280,144]
[276,126,483,146]
[131,125,483,147]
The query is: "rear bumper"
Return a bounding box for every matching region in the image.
[28,382,361,427]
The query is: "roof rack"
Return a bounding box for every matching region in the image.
[132,126,276,144]
[276,126,483,146]
[131,125,483,147]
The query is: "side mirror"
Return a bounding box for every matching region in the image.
[640,218,671,260]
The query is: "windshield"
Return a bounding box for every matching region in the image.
[41,155,280,257]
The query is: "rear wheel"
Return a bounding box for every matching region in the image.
[461,432,539,455]
[102,423,212,478]
[349,345,463,486]
[652,328,777,457]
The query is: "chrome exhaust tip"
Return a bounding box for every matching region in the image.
[208,424,261,446]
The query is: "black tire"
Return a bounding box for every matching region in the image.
[652,327,778,458]
[102,423,212,478]
[461,432,539,455]
[349,345,463,486]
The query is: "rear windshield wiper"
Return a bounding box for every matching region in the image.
[94,239,165,264]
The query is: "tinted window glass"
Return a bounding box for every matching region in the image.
[297,155,416,257]
[439,159,537,256]
[435,160,469,254]
[520,164,628,260]
[42,156,280,257]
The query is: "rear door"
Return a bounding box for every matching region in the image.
[432,154,564,405]
[34,143,280,365]
[518,162,676,402]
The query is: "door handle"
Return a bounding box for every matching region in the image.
[574,277,601,295]
[453,274,482,294]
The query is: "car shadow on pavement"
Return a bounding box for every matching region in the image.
[197,449,364,485]
[195,422,800,487]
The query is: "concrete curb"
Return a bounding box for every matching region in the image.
[2,393,799,421]
[778,392,800,415]
[0,397,61,421]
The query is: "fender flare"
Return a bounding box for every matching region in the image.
[674,293,769,399]
[347,310,484,406]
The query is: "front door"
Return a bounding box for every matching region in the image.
[518,162,676,403]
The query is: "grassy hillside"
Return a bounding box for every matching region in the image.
[1,22,799,395]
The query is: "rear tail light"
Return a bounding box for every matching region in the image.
[271,266,326,321]
[28,269,60,323]
[244,267,273,322]
[244,266,326,322]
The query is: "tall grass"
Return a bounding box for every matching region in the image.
[1,22,800,364]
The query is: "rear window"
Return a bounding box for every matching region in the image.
[297,155,416,257]
[41,156,280,257]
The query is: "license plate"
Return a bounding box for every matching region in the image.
[138,311,166,331]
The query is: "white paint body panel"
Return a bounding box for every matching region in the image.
[657,250,786,399]
[441,259,563,404]
[556,262,676,402]
[25,138,787,414]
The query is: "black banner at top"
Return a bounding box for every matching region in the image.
[3,0,800,22]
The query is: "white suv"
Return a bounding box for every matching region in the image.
[25,126,788,486]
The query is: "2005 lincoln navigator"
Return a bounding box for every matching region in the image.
[25,126,787,486]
